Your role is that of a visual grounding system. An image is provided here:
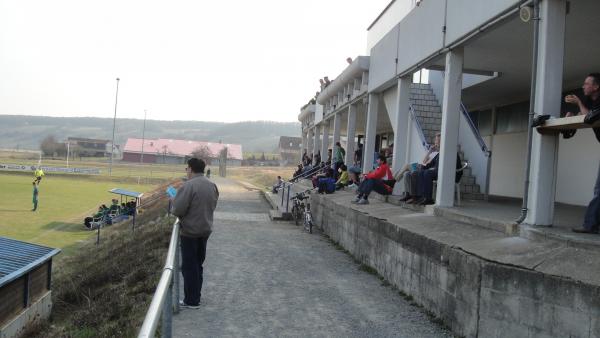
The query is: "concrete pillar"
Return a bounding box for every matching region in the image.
[313,125,321,164]
[307,128,313,157]
[363,93,379,173]
[346,104,357,165]
[435,48,463,207]
[333,113,341,149]
[392,76,412,172]
[301,129,308,155]
[321,120,330,163]
[526,0,566,225]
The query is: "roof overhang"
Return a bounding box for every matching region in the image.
[298,104,316,121]
[317,56,370,105]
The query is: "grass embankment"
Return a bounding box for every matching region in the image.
[26,183,177,338]
[227,166,296,190]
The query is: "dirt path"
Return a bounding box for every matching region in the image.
[173,177,451,337]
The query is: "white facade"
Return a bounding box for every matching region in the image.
[300,0,600,225]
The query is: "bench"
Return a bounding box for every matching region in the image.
[536,115,600,135]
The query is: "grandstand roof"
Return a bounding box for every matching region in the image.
[123,138,243,160]
[0,237,60,288]
[109,188,144,198]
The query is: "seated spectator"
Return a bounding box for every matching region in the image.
[398,134,440,203]
[293,164,303,179]
[272,176,284,194]
[351,155,394,205]
[335,164,349,190]
[414,152,463,205]
[347,166,361,188]
[325,149,333,167]
[314,151,321,166]
[317,169,336,194]
[312,167,334,188]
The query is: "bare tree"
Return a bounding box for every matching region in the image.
[40,135,66,157]
[191,145,213,164]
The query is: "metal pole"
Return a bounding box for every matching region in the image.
[516,0,540,224]
[141,109,147,164]
[66,142,70,168]
[162,280,173,338]
[286,184,291,213]
[109,77,120,176]
[280,184,285,206]
[96,223,100,245]
[174,237,180,314]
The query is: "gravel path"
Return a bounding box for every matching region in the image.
[173,177,451,338]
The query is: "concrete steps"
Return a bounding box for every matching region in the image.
[410,83,484,201]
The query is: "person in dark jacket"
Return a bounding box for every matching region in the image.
[172,158,219,308]
[567,73,600,233]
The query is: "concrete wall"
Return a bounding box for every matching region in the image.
[369,25,399,92]
[445,0,521,45]
[487,130,598,206]
[1,291,52,338]
[366,0,415,54]
[311,194,600,338]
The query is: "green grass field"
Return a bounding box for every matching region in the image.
[0,172,156,252]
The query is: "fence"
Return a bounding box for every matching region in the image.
[138,217,180,338]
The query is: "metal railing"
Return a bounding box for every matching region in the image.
[278,163,327,213]
[138,217,180,338]
[460,103,491,157]
[409,103,431,150]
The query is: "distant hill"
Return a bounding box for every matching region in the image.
[0,115,301,153]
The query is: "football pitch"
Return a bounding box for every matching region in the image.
[0,172,156,252]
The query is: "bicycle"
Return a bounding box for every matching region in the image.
[290,189,314,233]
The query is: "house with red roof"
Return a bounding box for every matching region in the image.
[122,138,242,166]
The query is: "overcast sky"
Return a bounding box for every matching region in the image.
[0,0,390,123]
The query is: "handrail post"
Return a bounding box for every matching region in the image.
[286,183,291,213]
[280,184,285,206]
[162,279,173,338]
[174,236,180,314]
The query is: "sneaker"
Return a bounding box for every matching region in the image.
[347,183,357,188]
[179,300,201,309]
[356,198,369,205]
[351,196,361,204]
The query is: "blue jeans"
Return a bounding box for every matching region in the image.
[180,235,209,305]
[358,179,390,199]
[418,169,438,200]
[583,162,600,231]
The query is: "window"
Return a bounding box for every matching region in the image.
[469,109,493,136]
[495,101,529,134]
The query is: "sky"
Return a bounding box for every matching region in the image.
[0,0,391,123]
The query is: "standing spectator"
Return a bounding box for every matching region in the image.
[567,73,600,233]
[333,142,346,177]
[354,143,363,167]
[172,158,219,308]
[31,182,39,211]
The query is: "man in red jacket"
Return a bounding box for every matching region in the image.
[351,154,394,205]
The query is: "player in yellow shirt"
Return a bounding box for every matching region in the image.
[34,167,45,184]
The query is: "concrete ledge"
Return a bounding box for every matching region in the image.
[433,206,517,235]
[1,291,52,338]
[311,192,600,338]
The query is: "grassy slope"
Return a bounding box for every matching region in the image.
[26,195,174,338]
[0,172,155,250]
